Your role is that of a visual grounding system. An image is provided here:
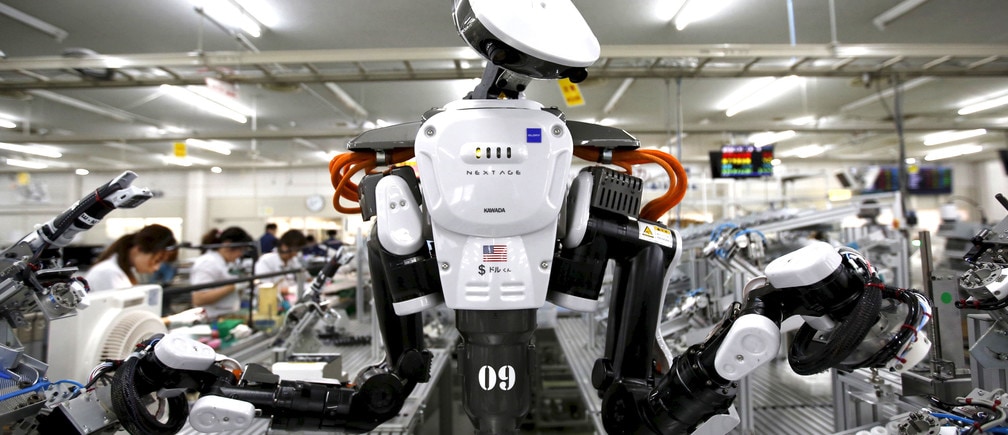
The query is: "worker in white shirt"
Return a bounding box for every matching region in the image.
[190,226,253,319]
[254,229,307,303]
[85,224,177,292]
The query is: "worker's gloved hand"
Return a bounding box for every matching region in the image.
[165,307,208,327]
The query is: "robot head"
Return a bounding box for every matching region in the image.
[453,0,600,82]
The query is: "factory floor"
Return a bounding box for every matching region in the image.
[418,356,835,435]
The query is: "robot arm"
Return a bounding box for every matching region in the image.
[26,171,152,254]
[108,169,435,434]
[586,233,930,433]
[0,171,153,428]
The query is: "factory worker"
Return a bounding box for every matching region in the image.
[190,226,253,318]
[254,229,307,298]
[84,224,177,292]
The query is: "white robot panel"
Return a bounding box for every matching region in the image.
[414,99,572,310]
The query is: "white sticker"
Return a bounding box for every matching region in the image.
[79,213,100,226]
[639,224,675,248]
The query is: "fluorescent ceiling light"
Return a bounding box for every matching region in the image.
[0,2,69,41]
[28,90,137,122]
[922,129,986,146]
[780,144,828,159]
[788,115,817,126]
[186,86,253,117]
[839,77,935,112]
[6,158,48,169]
[317,150,340,161]
[0,142,62,158]
[748,130,796,147]
[674,0,733,31]
[162,155,193,167]
[725,76,803,117]
[324,83,369,119]
[873,0,928,30]
[160,85,249,124]
[156,125,188,135]
[958,94,1008,115]
[924,144,983,161]
[655,0,688,22]
[211,166,223,174]
[603,78,635,115]
[185,138,233,155]
[75,168,89,175]
[195,0,271,37]
[0,119,15,129]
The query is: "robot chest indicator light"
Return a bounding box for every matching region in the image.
[474,146,513,159]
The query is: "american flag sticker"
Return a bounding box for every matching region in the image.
[482,244,508,262]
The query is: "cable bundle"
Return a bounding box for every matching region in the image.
[327,146,688,222]
[328,149,415,214]
[572,146,688,221]
[926,391,1008,435]
[838,281,930,371]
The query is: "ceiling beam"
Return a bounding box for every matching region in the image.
[1,120,1003,146]
[0,44,1005,92]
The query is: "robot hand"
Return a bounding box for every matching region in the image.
[163,307,208,327]
[27,171,152,253]
[107,332,431,434]
[303,246,355,303]
[630,242,932,434]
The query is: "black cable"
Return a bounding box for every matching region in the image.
[789,283,883,375]
[929,395,963,413]
[956,295,1008,311]
[836,281,925,370]
[110,337,189,434]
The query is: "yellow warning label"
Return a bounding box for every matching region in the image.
[174,142,187,157]
[639,224,676,248]
[558,78,585,107]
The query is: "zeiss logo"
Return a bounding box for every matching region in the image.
[526,128,542,143]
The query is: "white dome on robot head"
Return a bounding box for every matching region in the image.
[453,0,600,82]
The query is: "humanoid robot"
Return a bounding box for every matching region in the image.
[37,1,935,434]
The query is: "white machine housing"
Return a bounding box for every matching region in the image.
[414,99,572,310]
[46,285,165,383]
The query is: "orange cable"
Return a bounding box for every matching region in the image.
[328,148,416,214]
[573,146,689,221]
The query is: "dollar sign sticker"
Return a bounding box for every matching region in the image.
[478,264,486,275]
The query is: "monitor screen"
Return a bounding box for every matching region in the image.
[865,165,953,195]
[710,144,774,178]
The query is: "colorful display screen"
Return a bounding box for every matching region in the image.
[709,145,774,178]
[865,166,953,195]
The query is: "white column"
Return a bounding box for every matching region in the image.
[184,170,207,248]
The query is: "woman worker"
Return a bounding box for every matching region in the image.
[254,229,307,302]
[190,226,253,318]
[84,224,177,292]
